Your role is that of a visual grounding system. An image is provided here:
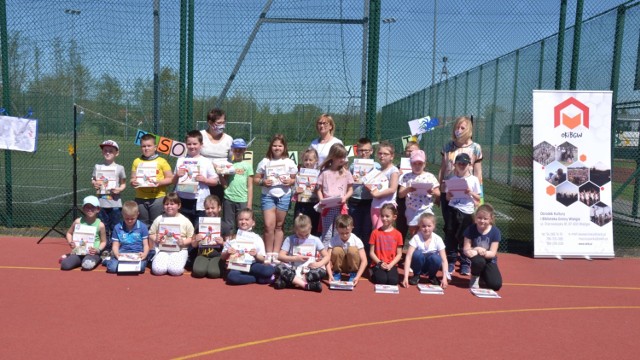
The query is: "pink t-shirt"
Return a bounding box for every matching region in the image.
[317,169,354,198]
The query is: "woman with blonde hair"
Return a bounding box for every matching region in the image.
[309,114,343,165]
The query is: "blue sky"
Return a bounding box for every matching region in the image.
[8,0,632,113]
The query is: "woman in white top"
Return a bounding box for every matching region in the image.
[309,114,343,165]
[200,108,233,201]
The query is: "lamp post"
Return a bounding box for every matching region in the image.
[64,9,81,104]
[382,17,396,106]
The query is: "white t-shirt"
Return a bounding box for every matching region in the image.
[447,174,481,215]
[399,171,439,211]
[310,137,343,165]
[174,156,218,210]
[372,165,400,209]
[408,232,445,254]
[281,234,325,268]
[328,233,364,250]
[200,130,233,161]
[256,158,298,197]
[222,231,266,257]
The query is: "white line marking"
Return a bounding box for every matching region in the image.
[34,188,91,204]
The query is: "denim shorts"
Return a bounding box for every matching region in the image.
[261,191,292,212]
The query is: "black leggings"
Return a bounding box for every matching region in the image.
[371,266,399,285]
[470,255,502,291]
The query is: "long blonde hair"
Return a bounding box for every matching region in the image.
[451,116,473,144]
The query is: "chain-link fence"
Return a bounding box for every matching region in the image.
[382,1,640,255]
[1,1,638,256]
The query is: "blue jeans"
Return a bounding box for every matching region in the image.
[348,199,373,259]
[99,207,122,247]
[226,262,275,285]
[410,251,442,278]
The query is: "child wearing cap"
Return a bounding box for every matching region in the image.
[220,138,254,232]
[173,130,219,228]
[398,149,440,238]
[92,139,126,246]
[61,196,107,271]
[443,153,481,278]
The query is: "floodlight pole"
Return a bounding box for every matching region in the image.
[64,9,80,105]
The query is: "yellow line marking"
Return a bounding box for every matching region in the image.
[173,306,640,359]
[505,282,640,291]
[1,265,639,290]
[0,265,105,272]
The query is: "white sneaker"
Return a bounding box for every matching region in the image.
[446,271,452,281]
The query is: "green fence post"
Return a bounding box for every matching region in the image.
[555,0,568,90]
[569,0,584,90]
[365,0,381,140]
[451,75,457,120]
[538,39,545,89]
[186,0,194,135]
[489,59,499,181]
[464,70,469,114]
[508,50,520,186]
[178,0,187,137]
[610,5,633,215]
[0,0,12,227]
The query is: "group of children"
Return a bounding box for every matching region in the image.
[61,128,502,293]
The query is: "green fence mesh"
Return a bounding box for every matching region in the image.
[1,1,638,256]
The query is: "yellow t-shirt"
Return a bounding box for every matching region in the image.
[132,156,172,199]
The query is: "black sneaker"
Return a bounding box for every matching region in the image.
[408,274,421,285]
[307,281,323,293]
[273,277,287,290]
[429,277,441,286]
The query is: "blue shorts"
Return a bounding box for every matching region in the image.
[261,192,292,212]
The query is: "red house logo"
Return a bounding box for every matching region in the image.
[554,97,589,129]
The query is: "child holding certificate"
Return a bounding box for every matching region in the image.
[61,196,107,271]
[274,214,330,292]
[131,134,173,226]
[254,134,298,263]
[173,130,219,228]
[105,201,150,274]
[148,193,194,276]
[92,140,126,245]
[398,150,440,237]
[293,148,321,237]
[444,153,481,277]
[191,195,231,279]
[316,143,354,246]
[220,208,275,285]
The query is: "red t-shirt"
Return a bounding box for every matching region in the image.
[369,228,403,266]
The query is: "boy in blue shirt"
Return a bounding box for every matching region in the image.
[105,201,150,273]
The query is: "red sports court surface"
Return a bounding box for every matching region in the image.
[1,236,639,359]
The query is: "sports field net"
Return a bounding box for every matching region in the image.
[1,0,638,255]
